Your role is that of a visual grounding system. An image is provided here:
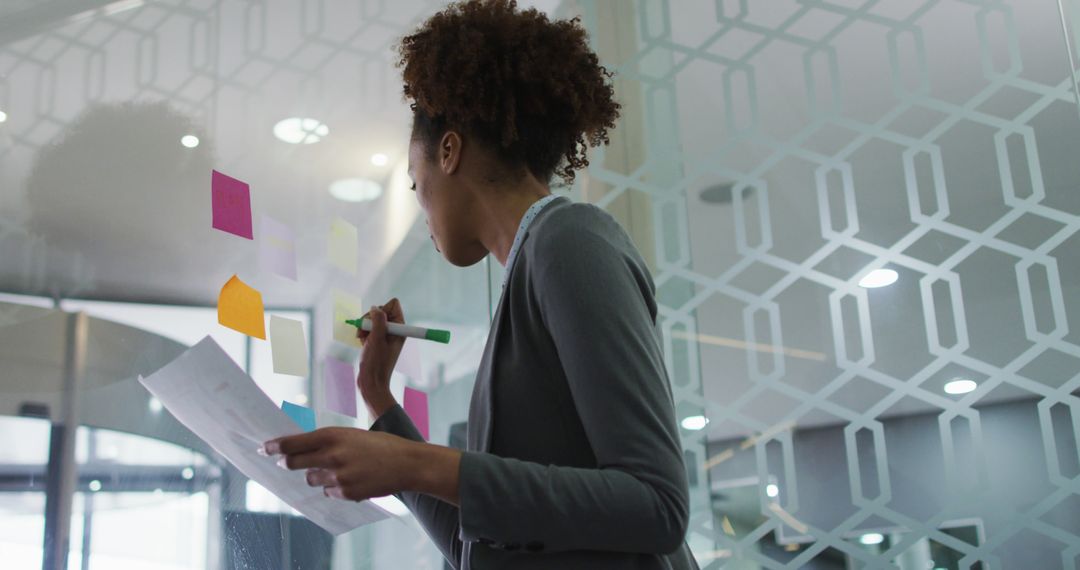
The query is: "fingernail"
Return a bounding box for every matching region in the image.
[262,441,281,455]
[256,446,268,457]
[276,457,289,470]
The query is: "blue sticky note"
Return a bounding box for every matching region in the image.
[282,401,316,432]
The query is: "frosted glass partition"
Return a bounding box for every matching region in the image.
[3,1,1080,569]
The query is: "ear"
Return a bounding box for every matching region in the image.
[439,131,462,175]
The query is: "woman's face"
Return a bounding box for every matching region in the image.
[408,136,489,267]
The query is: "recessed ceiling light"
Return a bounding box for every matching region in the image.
[681,415,709,430]
[329,177,383,203]
[273,117,329,144]
[766,483,779,498]
[371,153,389,166]
[181,467,194,480]
[858,268,898,288]
[149,397,163,413]
[859,533,884,545]
[944,378,977,395]
[180,134,199,148]
[0,110,7,123]
[88,480,102,492]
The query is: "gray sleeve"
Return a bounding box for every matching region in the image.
[456,222,690,555]
[369,404,463,568]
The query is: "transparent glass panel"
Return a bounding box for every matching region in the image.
[574,0,1080,567]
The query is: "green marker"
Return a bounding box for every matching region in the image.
[344,318,451,344]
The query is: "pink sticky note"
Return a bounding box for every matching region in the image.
[259,215,297,280]
[323,356,357,418]
[403,387,429,440]
[211,170,253,239]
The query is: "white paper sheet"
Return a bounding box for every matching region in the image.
[139,335,390,535]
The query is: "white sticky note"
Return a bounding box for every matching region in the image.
[328,217,358,275]
[269,315,309,376]
[138,337,390,534]
[332,289,363,348]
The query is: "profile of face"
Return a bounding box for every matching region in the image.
[407,134,490,267]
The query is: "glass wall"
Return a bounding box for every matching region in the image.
[570,0,1080,568]
[3,1,1080,569]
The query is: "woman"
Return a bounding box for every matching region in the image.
[264,1,697,568]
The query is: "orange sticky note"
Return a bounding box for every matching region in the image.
[218,275,266,339]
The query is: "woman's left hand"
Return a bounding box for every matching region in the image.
[263,427,417,501]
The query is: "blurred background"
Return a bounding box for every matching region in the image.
[2,0,1080,568]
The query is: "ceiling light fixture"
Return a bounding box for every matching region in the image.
[858,269,898,289]
[273,117,329,144]
[944,378,977,395]
[329,177,383,203]
[681,415,709,430]
[0,110,7,123]
[180,134,199,148]
[859,533,884,546]
[371,153,389,166]
[766,484,779,498]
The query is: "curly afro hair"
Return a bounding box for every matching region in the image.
[396,0,621,186]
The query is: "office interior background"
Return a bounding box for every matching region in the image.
[2,0,1080,568]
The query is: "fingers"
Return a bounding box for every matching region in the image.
[369,305,388,341]
[305,468,338,487]
[357,307,372,344]
[382,297,405,324]
[264,428,334,456]
[357,298,404,345]
[271,449,335,470]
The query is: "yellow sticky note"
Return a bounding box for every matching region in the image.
[332,289,362,348]
[328,217,358,275]
[218,275,266,339]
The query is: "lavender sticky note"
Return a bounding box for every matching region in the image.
[323,356,357,418]
[282,401,316,432]
[403,387,429,440]
[211,170,253,239]
[259,215,297,280]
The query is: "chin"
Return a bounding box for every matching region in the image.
[442,247,488,268]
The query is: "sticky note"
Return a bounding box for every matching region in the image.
[218,275,266,339]
[269,315,309,376]
[323,356,357,418]
[403,387,429,440]
[282,401,316,432]
[332,289,363,348]
[259,215,297,280]
[328,217,358,274]
[211,170,253,239]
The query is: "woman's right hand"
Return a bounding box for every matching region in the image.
[356,298,406,420]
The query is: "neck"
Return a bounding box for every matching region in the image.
[476,177,552,266]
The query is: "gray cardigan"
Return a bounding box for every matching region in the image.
[371,197,699,569]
